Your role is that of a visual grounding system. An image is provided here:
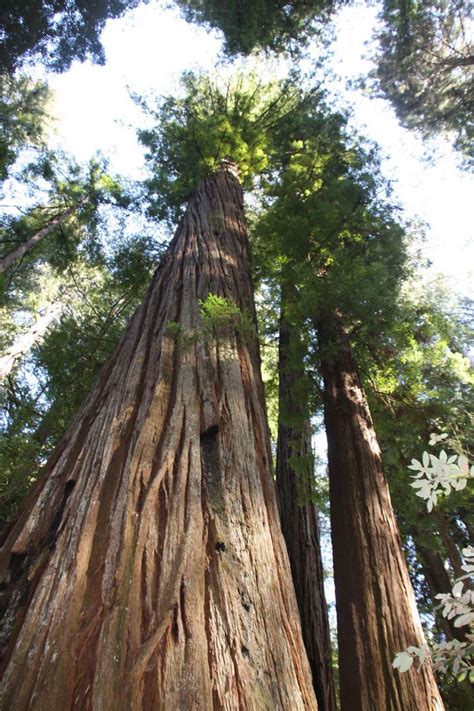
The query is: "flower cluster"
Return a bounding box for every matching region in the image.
[393,637,473,683]
[393,435,473,684]
[407,433,472,511]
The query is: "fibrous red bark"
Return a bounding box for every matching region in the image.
[0,167,316,710]
[276,289,336,711]
[318,318,443,711]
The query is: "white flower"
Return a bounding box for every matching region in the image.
[392,651,414,672]
[407,443,470,511]
[429,432,448,446]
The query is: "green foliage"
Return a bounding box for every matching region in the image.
[175,0,336,55]
[200,293,240,329]
[201,293,255,340]
[252,92,410,358]
[0,231,158,525]
[166,294,254,349]
[0,1,142,73]
[0,75,50,181]
[176,0,473,167]
[137,70,305,222]
[373,0,474,166]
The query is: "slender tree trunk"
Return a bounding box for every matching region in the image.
[0,207,75,273]
[276,286,336,711]
[317,317,443,711]
[457,508,474,544]
[412,529,463,641]
[0,167,316,710]
[0,301,64,383]
[436,515,465,580]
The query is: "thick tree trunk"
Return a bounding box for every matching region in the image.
[276,289,336,711]
[0,168,316,710]
[318,317,443,711]
[0,207,75,274]
[0,300,64,383]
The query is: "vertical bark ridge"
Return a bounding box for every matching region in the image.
[0,168,316,710]
[318,317,443,711]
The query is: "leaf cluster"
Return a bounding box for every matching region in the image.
[0,75,50,181]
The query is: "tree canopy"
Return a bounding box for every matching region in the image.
[0,0,143,72]
[373,0,474,166]
[175,0,337,55]
[174,0,474,165]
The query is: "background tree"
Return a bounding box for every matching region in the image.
[0,153,131,375]
[175,0,337,55]
[252,92,444,707]
[365,285,474,708]
[0,0,143,73]
[276,281,337,710]
[373,0,474,167]
[0,75,50,182]
[0,148,156,526]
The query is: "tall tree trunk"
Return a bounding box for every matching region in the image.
[0,167,317,710]
[0,300,64,383]
[0,207,75,274]
[276,287,336,711]
[317,317,443,711]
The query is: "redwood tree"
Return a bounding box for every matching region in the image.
[318,317,443,710]
[276,284,336,711]
[0,166,316,710]
[250,89,445,707]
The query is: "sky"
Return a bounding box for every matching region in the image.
[38,0,474,299]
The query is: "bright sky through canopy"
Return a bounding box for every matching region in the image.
[44,0,473,296]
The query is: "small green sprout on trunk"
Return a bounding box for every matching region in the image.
[165,294,254,349]
[199,294,253,339]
